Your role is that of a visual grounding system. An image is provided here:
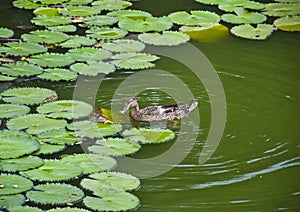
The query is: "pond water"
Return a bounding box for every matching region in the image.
[1,0,300,211]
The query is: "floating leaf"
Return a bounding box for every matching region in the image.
[21,30,69,44]
[0,104,30,118]
[168,10,220,25]
[221,7,267,24]
[0,174,33,195]
[13,0,40,9]
[89,138,140,156]
[58,6,101,17]
[33,141,66,155]
[81,172,140,192]
[47,25,77,32]
[102,39,145,52]
[195,0,222,5]
[31,15,72,27]
[7,114,67,134]
[47,207,90,212]
[274,15,300,31]
[37,100,93,119]
[38,68,78,81]
[0,42,47,56]
[9,206,43,212]
[61,154,117,174]
[0,62,43,77]
[33,7,59,16]
[59,35,97,48]
[28,53,75,67]
[218,0,265,12]
[92,0,132,11]
[67,47,112,62]
[86,27,128,40]
[0,74,17,82]
[84,191,139,211]
[118,16,173,32]
[70,61,116,76]
[138,31,190,46]
[0,156,44,172]
[26,183,84,205]
[82,15,118,27]
[263,3,300,17]
[37,129,81,145]
[107,9,152,19]
[33,0,66,5]
[230,24,275,40]
[0,194,25,209]
[0,87,57,105]
[0,132,40,159]
[21,159,82,182]
[122,127,175,144]
[111,52,159,69]
[68,0,93,5]
[0,27,14,38]
[67,121,122,138]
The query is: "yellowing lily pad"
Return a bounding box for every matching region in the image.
[274,15,300,31]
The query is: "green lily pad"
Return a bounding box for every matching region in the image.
[33,7,59,16]
[230,24,275,40]
[118,16,173,32]
[61,154,117,174]
[67,121,122,138]
[122,127,175,144]
[28,53,75,67]
[86,27,128,40]
[0,62,43,77]
[37,100,93,119]
[221,7,267,24]
[47,25,77,32]
[274,15,300,31]
[0,156,44,172]
[58,6,101,17]
[0,194,25,209]
[59,35,97,48]
[9,206,43,212]
[107,9,152,19]
[89,138,141,156]
[102,39,145,52]
[68,0,93,5]
[111,52,160,69]
[38,68,78,81]
[26,183,84,205]
[218,0,265,12]
[0,174,33,195]
[47,207,90,212]
[7,114,67,134]
[168,10,220,25]
[0,87,57,105]
[67,47,112,62]
[0,42,47,56]
[263,3,300,17]
[13,0,40,9]
[138,31,190,46]
[82,15,118,27]
[0,104,30,118]
[0,74,17,82]
[84,191,139,211]
[33,0,66,5]
[92,0,132,11]
[31,15,71,27]
[33,141,66,155]
[0,27,14,38]
[21,159,82,182]
[81,172,140,192]
[70,61,116,76]
[195,0,222,5]
[37,129,81,145]
[21,30,69,44]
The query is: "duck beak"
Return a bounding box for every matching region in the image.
[119,104,129,114]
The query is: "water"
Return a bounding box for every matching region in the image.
[1,0,300,211]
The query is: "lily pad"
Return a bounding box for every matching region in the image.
[107,9,152,19]
[0,27,14,38]
[122,127,175,144]
[81,172,140,192]
[92,0,132,11]
[0,62,43,77]
[111,52,160,69]
[0,74,17,81]
[37,129,81,145]
[26,183,84,205]
[0,104,30,118]
[0,42,47,56]
[218,0,265,12]
[38,68,78,81]
[7,114,67,134]
[61,154,117,174]
[221,7,267,24]
[195,0,222,5]
[102,39,145,52]
[0,87,57,105]
[68,0,93,5]
[67,47,112,62]
[58,6,101,17]
[28,53,75,67]
[263,3,300,17]
[47,207,90,212]
[21,30,69,44]
[274,15,300,31]
[230,24,275,40]
[33,141,66,155]
[0,174,33,195]
[9,206,43,212]
[67,120,122,138]
[82,15,118,27]
[0,194,25,209]
[13,0,40,9]
[89,138,141,156]
[37,100,93,119]
[33,7,59,16]
[138,31,190,46]
[59,35,97,48]
[31,15,71,27]
[21,159,82,182]
[168,10,220,25]
[84,191,139,211]
[47,25,77,32]
[0,156,44,172]
[70,61,116,76]
[86,27,128,40]
[118,16,173,32]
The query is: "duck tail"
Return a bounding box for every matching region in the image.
[189,100,198,112]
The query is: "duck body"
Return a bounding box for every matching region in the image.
[120,97,198,122]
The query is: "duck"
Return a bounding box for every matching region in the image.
[120,97,198,121]
[89,108,113,124]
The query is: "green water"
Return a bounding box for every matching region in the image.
[1,0,300,211]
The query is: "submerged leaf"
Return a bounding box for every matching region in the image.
[221,7,267,24]
[92,0,132,11]
[86,27,128,40]
[274,15,300,31]
[70,61,116,76]
[28,53,75,67]
[0,27,14,38]
[31,15,71,27]
[67,47,112,62]
[0,62,43,77]
[0,104,30,118]
[0,42,47,56]
[138,31,190,46]
[230,24,275,40]
[168,10,220,25]
[0,174,33,195]
[111,52,159,69]
[0,156,44,172]
[102,39,145,52]
[38,68,78,81]
[21,30,69,44]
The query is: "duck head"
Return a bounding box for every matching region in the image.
[120,97,138,114]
